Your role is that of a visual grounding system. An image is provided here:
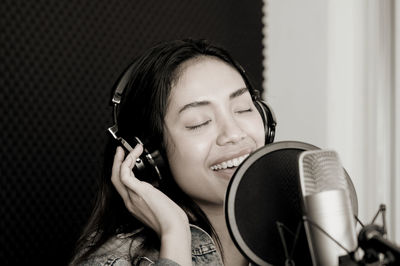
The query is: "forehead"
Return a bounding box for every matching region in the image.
[169,57,246,104]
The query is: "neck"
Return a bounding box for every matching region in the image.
[197,203,248,266]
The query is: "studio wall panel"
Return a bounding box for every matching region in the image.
[1,1,263,265]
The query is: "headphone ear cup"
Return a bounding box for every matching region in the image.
[253,100,277,144]
[119,136,164,187]
[137,142,165,187]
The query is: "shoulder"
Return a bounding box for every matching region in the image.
[74,229,159,266]
[73,225,223,266]
[190,225,223,265]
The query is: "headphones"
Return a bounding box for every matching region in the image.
[107,61,277,186]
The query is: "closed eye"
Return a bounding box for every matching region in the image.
[236,108,253,114]
[186,120,211,130]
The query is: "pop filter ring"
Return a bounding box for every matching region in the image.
[225,141,358,266]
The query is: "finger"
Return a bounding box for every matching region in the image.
[112,146,125,179]
[120,144,144,183]
[111,146,130,200]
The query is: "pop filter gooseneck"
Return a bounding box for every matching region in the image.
[225,141,358,266]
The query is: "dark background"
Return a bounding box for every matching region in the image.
[1,1,264,265]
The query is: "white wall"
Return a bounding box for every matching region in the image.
[263,0,399,243]
[263,0,328,148]
[394,0,400,244]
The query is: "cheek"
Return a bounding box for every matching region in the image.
[257,116,267,146]
[165,132,211,179]
[243,112,266,147]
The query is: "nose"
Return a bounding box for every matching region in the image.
[216,116,247,146]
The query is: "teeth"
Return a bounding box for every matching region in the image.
[211,154,249,171]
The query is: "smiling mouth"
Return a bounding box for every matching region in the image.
[210,154,250,171]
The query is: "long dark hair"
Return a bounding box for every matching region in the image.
[72,39,260,264]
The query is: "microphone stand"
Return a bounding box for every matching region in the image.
[357,204,400,265]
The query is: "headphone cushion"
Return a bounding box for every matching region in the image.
[254,100,275,144]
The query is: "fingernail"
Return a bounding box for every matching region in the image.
[135,143,142,148]
[116,146,124,155]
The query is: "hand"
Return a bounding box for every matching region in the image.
[112,145,189,237]
[111,145,192,265]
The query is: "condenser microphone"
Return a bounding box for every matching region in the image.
[225,141,358,265]
[299,150,358,266]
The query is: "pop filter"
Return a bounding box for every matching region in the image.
[225,141,358,266]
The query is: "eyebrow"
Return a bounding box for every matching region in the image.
[178,87,249,114]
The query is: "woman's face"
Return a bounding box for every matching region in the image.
[163,57,265,208]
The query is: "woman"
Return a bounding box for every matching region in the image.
[71,39,274,265]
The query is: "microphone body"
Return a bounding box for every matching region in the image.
[299,150,358,266]
[305,189,357,265]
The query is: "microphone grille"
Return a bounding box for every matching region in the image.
[300,150,348,197]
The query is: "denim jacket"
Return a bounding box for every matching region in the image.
[74,225,224,266]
